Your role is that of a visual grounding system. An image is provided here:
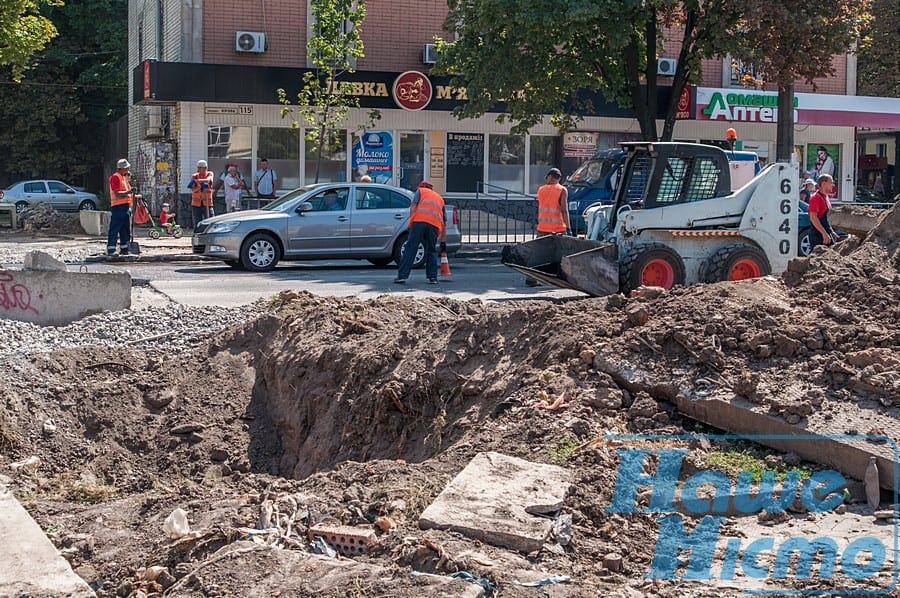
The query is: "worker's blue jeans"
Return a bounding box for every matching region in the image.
[397,222,439,281]
[107,204,131,255]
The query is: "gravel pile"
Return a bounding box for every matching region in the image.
[0,303,260,359]
[0,244,99,266]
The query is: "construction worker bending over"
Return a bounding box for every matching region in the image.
[394,181,445,285]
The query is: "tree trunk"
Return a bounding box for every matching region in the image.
[660,9,697,142]
[624,38,656,142]
[776,82,794,163]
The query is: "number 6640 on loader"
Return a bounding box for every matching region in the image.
[502,142,798,296]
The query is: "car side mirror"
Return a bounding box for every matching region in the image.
[296,202,313,214]
[65,189,75,194]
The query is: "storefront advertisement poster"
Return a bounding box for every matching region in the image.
[806,143,840,197]
[352,131,394,184]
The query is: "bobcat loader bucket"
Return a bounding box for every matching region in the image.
[501,235,620,296]
[828,206,883,238]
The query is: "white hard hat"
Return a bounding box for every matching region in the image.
[197,159,208,168]
[117,158,131,169]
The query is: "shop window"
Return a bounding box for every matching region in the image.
[528,136,558,194]
[259,127,301,192]
[305,129,347,184]
[207,126,252,191]
[488,134,525,194]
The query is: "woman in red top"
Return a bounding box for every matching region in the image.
[808,174,838,249]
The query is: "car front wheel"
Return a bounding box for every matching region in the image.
[798,228,812,257]
[79,199,97,211]
[240,233,280,272]
[392,234,427,269]
[14,201,27,214]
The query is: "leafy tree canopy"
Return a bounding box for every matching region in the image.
[729,0,866,88]
[857,0,899,97]
[0,0,60,80]
[279,0,379,182]
[435,0,741,141]
[0,0,127,186]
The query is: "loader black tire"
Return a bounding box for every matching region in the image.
[703,243,771,283]
[620,243,685,294]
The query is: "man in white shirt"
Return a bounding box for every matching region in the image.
[254,158,278,200]
[224,165,243,212]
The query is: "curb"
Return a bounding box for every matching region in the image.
[83,248,505,263]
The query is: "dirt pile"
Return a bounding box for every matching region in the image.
[17,202,86,235]
[0,204,897,596]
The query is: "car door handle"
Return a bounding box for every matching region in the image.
[394,213,404,219]
[337,216,349,222]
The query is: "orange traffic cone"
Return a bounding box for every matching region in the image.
[439,250,452,277]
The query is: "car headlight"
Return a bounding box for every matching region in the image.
[206,221,241,234]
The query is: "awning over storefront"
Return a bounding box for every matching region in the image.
[697,87,900,129]
[132,60,689,119]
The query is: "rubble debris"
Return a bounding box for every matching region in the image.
[419,452,572,553]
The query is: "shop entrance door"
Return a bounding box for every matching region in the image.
[398,132,426,191]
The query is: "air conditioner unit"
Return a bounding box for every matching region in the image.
[657,58,677,76]
[423,43,440,65]
[235,31,266,53]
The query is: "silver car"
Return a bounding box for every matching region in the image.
[192,183,462,272]
[1,180,99,213]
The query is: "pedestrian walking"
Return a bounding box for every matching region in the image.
[394,181,445,285]
[526,167,571,286]
[107,158,136,256]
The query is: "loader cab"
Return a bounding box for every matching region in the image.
[606,143,732,230]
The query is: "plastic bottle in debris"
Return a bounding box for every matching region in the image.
[865,457,880,511]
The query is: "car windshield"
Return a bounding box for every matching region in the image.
[568,157,618,186]
[261,185,324,211]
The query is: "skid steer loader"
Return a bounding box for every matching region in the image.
[502,142,798,296]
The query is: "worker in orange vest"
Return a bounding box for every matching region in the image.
[188,159,215,228]
[527,167,571,286]
[107,158,136,255]
[394,181,445,285]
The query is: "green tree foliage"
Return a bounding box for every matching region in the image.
[279,0,378,182]
[0,0,127,187]
[729,0,868,160]
[436,0,740,141]
[0,0,59,80]
[857,0,900,98]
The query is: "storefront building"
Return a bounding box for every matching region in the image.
[128,0,899,212]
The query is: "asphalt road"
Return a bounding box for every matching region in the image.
[86,256,585,306]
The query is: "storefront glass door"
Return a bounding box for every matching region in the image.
[398,132,426,191]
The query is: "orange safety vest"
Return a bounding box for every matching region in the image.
[536,183,566,233]
[108,172,131,207]
[191,171,215,207]
[410,188,445,236]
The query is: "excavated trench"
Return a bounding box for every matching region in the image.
[231,296,566,480]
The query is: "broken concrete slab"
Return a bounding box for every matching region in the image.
[24,250,67,272]
[0,267,130,326]
[0,481,95,597]
[79,210,110,236]
[595,351,900,492]
[419,452,572,553]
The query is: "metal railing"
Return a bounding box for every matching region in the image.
[451,182,537,245]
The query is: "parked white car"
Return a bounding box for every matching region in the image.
[0,180,99,213]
